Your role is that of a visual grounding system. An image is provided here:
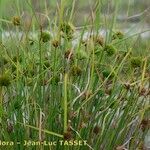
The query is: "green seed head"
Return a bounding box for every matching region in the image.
[41,31,51,43]
[104,45,116,56]
[0,75,11,87]
[12,16,21,26]
[95,36,104,47]
[130,57,142,68]
[52,39,60,48]
[60,22,75,40]
[112,31,124,40]
[102,69,115,79]
[91,35,104,47]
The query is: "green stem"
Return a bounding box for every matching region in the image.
[63,73,68,133]
[0,87,3,119]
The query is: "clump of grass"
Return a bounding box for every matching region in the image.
[0,0,149,150]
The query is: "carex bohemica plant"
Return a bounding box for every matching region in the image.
[0,0,150,150]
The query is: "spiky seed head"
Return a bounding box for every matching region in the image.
[65,50,73,60]
[112,31,124,40]
[95,36,104,47]
[91,35,104,47]
[104,45,116,56]
[52,39,60,48]
[12,16,21,26]
[60,22,75,40]
[130,57,142,68]
[102,69,115,79]
[41,31,51,43]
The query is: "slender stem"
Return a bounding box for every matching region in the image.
[63,73,68,133]
[0,87,3,119]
